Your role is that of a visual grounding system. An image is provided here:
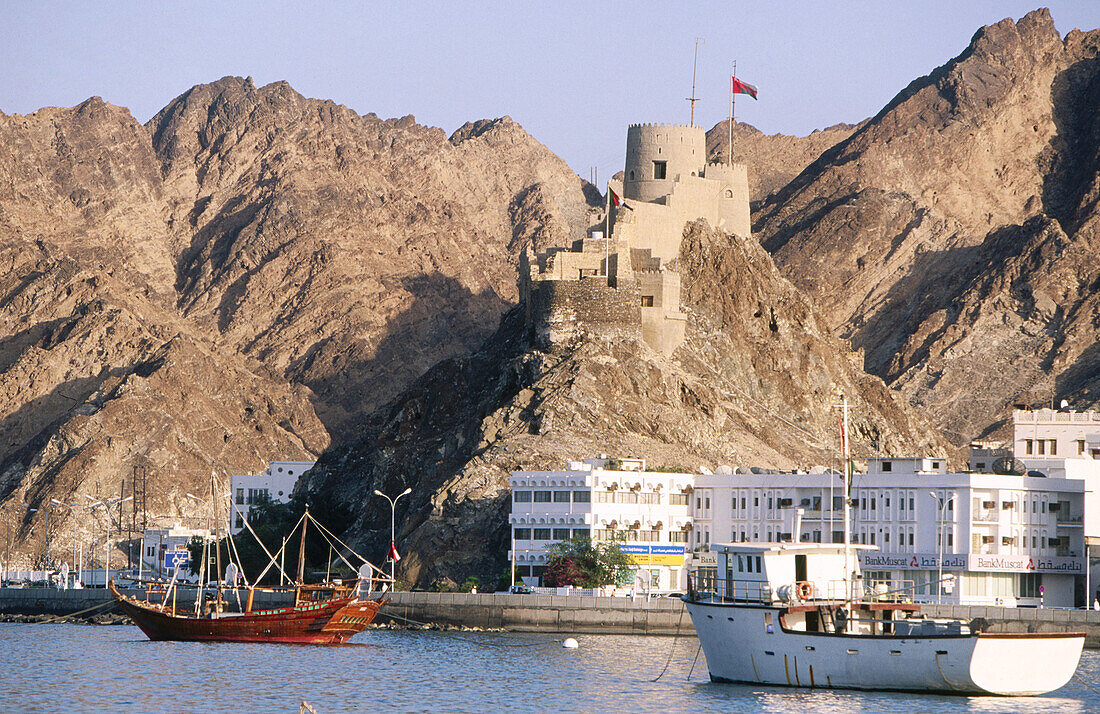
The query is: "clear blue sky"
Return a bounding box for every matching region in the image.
[2,2,1095,183]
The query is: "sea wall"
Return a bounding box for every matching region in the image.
[2,588,1099,646]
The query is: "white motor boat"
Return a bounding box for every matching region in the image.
[685,542,1084,695]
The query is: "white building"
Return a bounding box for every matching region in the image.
[509,458,693,592]
[693,464,1088,607]
[229,460,315,534]
[138,524,213,580]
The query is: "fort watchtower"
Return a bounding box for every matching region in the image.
[623,124,707,203]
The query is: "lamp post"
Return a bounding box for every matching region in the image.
[373,487,411,583]
[50,499,82,587]
[929,491,955,605]
[20,504,47,572]
[86,496,132,586]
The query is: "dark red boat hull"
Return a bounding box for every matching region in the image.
[113,587,386,645]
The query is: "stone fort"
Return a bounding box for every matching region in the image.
[521,123,751,354]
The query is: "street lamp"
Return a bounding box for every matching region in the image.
[50,499,82,587]
[20,504,47,571]
[373,487,412,583]
[86,496,133,586]
[929,491,955,605]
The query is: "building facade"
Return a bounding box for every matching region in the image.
[229,460,315,534]
[692,462,1088,607]
[139,524,213,580]
[509,458,693,592]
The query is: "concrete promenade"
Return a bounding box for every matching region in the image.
[2,588,1098,646]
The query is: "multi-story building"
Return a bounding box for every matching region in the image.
[229,460,315,534]
[509,458,693,592]
[693,462,1088,607]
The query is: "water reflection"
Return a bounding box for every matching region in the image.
[0,624,1095,713]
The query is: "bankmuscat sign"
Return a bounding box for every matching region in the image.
[858,552,1083,574]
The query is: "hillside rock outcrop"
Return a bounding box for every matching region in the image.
[299,220,945,587]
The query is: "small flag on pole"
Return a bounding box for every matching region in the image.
[732,77,758,100]
[389,541,401,562]
[610,188,622,207]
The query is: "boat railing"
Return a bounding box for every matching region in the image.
[863,577,916,603]
[689,572,773,604]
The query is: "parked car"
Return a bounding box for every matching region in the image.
[508,585,533,594]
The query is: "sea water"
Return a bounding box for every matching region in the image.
[0,623,1097,712]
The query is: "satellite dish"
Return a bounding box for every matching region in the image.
[715,465,733,475]
[808,465,827,474]
[992,457,1027,476]
[1060,399,1069,410]
[224,562,238,585]
[357,563,373,581]
[699,466,713,475]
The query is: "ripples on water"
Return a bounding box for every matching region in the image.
[0,623,1097,712]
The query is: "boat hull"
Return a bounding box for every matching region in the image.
[685,599,1084,695]
[114,590,386,645]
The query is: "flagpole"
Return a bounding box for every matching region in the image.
[604,182,611,280]
[729,60,736,166]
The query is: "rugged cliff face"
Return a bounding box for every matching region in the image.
[0,79,598,564]
[151,78,600,435]
[750,9,1100,440]
[705,120,860,203]
[299,220,945,587]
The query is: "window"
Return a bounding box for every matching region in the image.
[573,491,591,503]
[641,295,654,307]
[1049,439,1057,455]
[909,497,914,510]
[705,497,711,509]
[533,528,552,540]
[885,496,890,508]
[1038,440,1045,455]
[882,461,892,472]
[833,496,844,511]
[553,528,571,540]
[235,514,243,529]
[884,532,890,543]
[235,488,245,505]
[696,498,702,509]
[514,528,531,540]
[629,170,635,180]
[742,497,747,509]
[909,532,914,546]
[1019,573,1041,598]
[871,498,876,511]
[534,491,552,502]
[653,160,667,179]
[513,491,532,503]
[669,531,688,542]
[572,527,589,539]
[754,497,759,507]
[724,188,733,198]
[768,497,773,510]
[1078,440,1086,455]
[553,491,571,502]
[669,493,688,506]
[1025,439,1033,455]
[932,462,941,469]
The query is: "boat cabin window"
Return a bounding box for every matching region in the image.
[738,556,744,572]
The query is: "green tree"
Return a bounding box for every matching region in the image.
[543,535,633,588]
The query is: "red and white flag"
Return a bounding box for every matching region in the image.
[610,187,622,207]
[732,76,759,100]
[389,541,401,562]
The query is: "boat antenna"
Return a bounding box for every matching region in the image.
[211,469,223,616]
[842,396,853,615]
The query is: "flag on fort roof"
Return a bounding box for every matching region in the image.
[732,76,758,100]
[610,187,622,207]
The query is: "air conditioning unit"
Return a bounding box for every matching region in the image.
[1048,502,1062,512]
[778,498,794,507]
[1048,537,1062,547]
[1001,501,1015,509]
[981,535,996,544]
[981,500,996,509]
[1002,536,1015,545]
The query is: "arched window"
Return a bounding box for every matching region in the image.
[724,189,734,198]
[629,170,635,180]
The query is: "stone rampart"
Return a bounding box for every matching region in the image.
[527,279,641,350]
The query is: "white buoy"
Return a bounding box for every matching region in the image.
[562,637,579,649]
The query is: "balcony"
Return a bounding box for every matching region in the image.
[1056,514,1083,526]
[972,510,999,523]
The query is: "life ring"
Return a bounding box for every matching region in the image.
[797,581,813,600]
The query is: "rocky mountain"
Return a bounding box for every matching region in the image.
[152,78,600,434]
[299,220,945,587]
[750,9,1100,441]
[0,80,599,565]
[705,120,860,203]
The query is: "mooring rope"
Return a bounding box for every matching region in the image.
[1074,671,1100,696]
[651,603,686,682]
[1,597,117,627]
[687,642,702,680]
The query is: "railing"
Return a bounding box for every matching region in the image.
[1056,514,1083,525]
[972,511,999,523]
